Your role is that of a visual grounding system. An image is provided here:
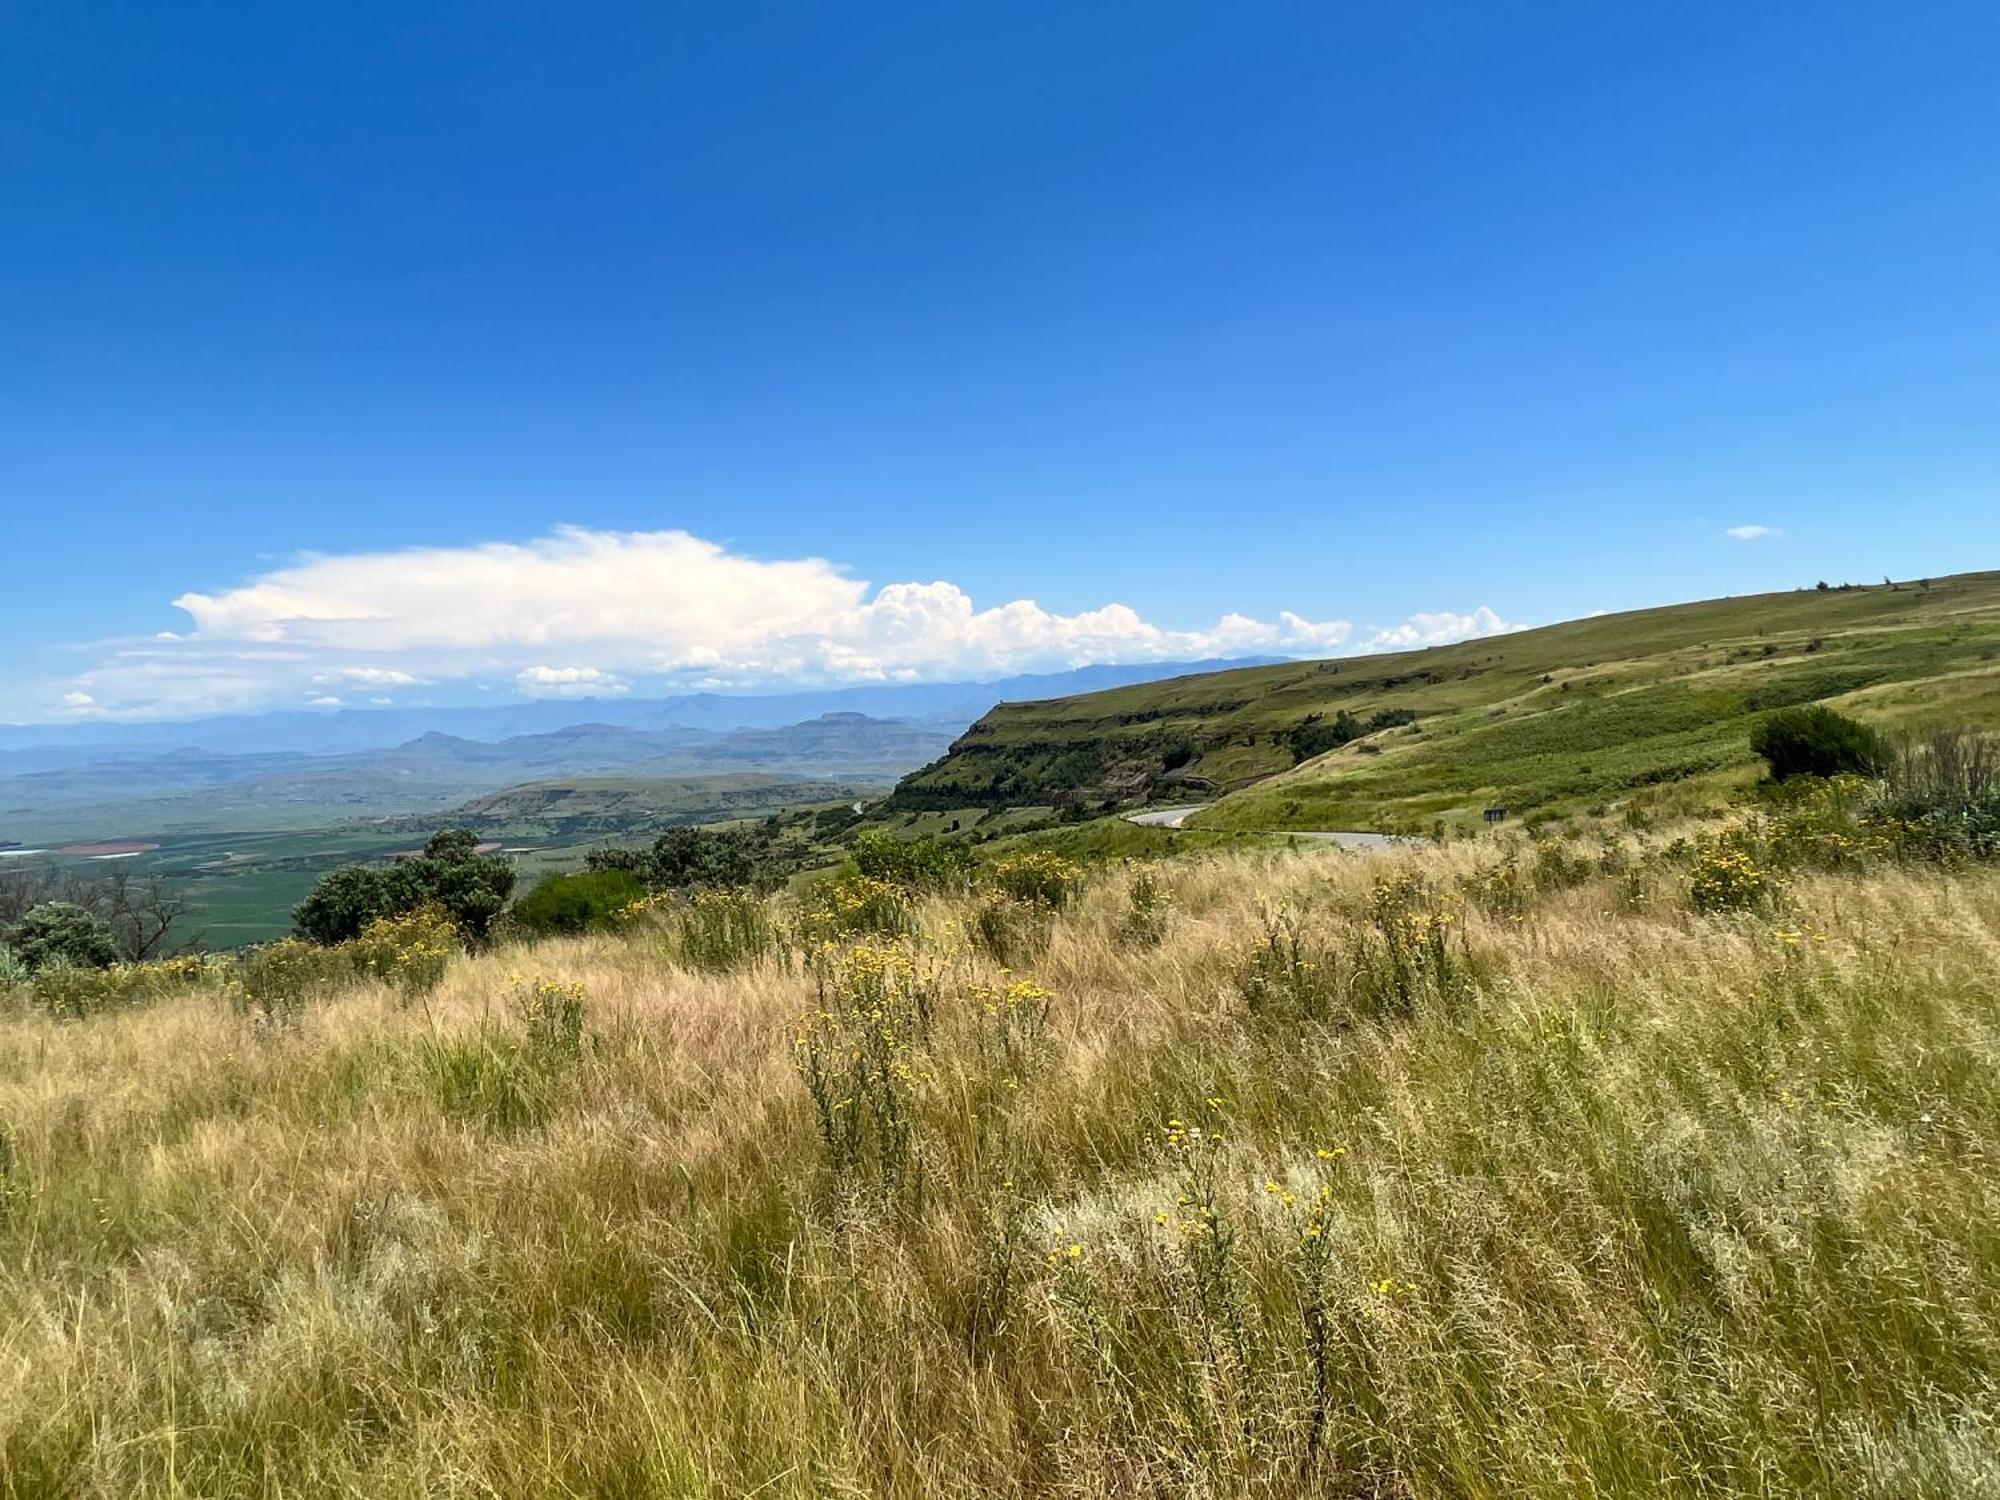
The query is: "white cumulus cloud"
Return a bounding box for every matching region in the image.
[516,665,629,699]
[1361,606,1520,651]
[1725,524,1782,541]
[48,526,1523,717]
[316,665,426,686]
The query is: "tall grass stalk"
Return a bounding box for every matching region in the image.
[1,839,1998,1495]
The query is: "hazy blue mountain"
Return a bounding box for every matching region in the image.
[0,713,959,831]
[0,659,1279,762]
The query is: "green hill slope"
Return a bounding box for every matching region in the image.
[890,571,2000,832]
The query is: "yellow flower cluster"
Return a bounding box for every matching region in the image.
[351,905,458,997]
[1161,1116,1222,1151]
[518,975,587,1054]
[799,874,916,941]
[22,951,235,1020]
[616,890,678,924]
[985,850,1086,910]
[1688,839,1780,914]
[793,941,938,1185]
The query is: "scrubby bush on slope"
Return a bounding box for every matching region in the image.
[510,869,646,937]
[1751,704,1887,781]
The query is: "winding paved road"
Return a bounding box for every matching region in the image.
[1123,804,1399,850]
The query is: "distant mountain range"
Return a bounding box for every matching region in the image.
[0,659,1276,837]
[0,712,954,822]
[0,658,1277,767]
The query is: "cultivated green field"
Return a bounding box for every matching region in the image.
[892,571,2000,834]
[4,776,868,950]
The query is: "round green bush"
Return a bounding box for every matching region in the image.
[510,869,646,938]
[1751,706,1886,782]
[7,902,120,972]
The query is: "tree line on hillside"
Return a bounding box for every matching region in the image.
[1284,707,1419,763]
[288,808,868,947]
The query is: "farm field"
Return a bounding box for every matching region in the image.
[2,775,868,949]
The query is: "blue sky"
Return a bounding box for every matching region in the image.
[3,2,1996,720]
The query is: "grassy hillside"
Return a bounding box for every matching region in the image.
[892,571,2000,831]
[4,820,2000,1495]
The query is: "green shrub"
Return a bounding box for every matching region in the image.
[349,906,458,999]
[797,873,915,943]
[793,943,938,1192]
[1751,706,1886,782]
[295,829,515,945]
[587,825,777,892]
[1688,832,1782,914]
[519,977,588,1057]
[1351,877,1473,1020]
[1118,870,1172,947]
[238,937,351,1022]
[1465,860,1527,917]
[1235,905,1342,1022]
[853,830,975,891]
[7,902,119,972]
[511,869,645,938]
[24,955,224,1020]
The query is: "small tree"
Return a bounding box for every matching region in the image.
[293,828,515,946]
[423,828,482,863]
[1751,706,1887,782]
[294,865,391,945]
[588,826,775,891]
[7,902,120,972]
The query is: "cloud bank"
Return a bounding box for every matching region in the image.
[51,527,1522,717]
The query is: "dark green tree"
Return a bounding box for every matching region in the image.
[293,828,515,945]
[423,828,483,863]
[587,826,774,891]
[293,865,391,945]
[8,902,121,971]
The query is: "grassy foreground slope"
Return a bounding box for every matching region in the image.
[892,571,2000,831]
[4,833,2000,1495]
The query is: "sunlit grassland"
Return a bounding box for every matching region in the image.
[3,837,2000,1496]
[893,570,2000,830]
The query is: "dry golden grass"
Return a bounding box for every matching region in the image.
[3,838,2000,1496]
